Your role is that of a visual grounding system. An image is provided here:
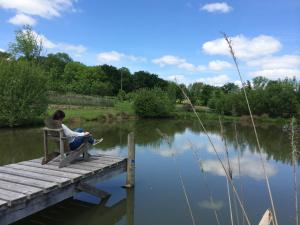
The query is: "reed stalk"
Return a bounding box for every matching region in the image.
[290,117,299,225]
[219,116,234,225]
[189,140,221,225]
[223,33,278,225]
[177,84,251,225]
[156,129,196,225]
[235,122,245,225]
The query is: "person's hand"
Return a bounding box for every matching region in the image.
[84,132,90,136]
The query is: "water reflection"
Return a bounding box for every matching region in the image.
[14,183,135,225]
[1,119,297,225]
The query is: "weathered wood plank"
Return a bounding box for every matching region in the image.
[93,154,126,161]
[0,173,57,192]
[19,161,92,176]
[0,199,7,208]
[0,167,71,187]
[6,164,82,182]
[47,161,104,173]
[0,162,127,225]
[0,188,27,206]
[0,180,43,199]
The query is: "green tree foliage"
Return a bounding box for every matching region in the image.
[8,25,43,61]
[0,60,48,127]
[134,88,175,118]
[209,78,299,118]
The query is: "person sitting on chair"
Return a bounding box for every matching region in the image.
[52,110,101,150]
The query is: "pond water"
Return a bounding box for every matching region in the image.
[0,119,298,225]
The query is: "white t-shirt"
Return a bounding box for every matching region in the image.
[61,124,85,143]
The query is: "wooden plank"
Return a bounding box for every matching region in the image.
[0,188,27,206]
[19,161,92,176]
[0,162,127,225]
[0,173,57,192]
[93,154,126,160]
[0,199,7,208]
[47,161,103,173]
[0,180,43,199]
[6,164,82,182]
[0,167,71,187]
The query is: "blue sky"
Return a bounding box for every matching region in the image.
[0,0,300,86]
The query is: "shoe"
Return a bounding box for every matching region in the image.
[93,138,103,146]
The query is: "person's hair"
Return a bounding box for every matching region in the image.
[52,110,65,120]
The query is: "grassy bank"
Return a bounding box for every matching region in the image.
[47,101,136,123]
[173,111,291,125]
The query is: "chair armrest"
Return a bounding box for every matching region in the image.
[43,127,63,132]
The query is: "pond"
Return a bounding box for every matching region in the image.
[0,119,297,225]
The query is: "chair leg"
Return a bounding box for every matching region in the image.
[59,144,89,168]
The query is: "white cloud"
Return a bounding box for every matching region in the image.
[0,48,4,52]
[208,60,232,70]
[202,156,277,180]
[247,55,300,70]
[97,51,146,63]
[167,75,185,82]
[0,0,75,19]
[234,80,242,87]
[198,74,230,86]
[202,35,282,60]
[97,51,123,62]
[198,200,224,210]
[153,55,206,72]
[8,13,36,26]
[201,2,232,13]
[32,30,86,56]
[249,69,300,79]
[153,55,185,66]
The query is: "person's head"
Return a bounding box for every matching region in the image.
[52,110,65,121]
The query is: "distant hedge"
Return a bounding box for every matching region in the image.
[0,60,48,127]
[133,88,174,118]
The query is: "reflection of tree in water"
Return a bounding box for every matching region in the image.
[0,119,294,165]
[13,189,135,225]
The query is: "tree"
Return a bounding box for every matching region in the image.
[252,76,269,90]
[0,51,11,60]
[9,25,43,61]
[0,60,48,127]
[134,88,174,118]
[221,82,239,93]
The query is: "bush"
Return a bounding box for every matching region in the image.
[0,60,48,127]
[133,88,174,118]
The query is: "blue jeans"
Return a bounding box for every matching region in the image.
[69,128,94,150]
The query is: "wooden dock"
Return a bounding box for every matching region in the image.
[0,154,129,225]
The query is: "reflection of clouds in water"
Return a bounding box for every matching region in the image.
[156,140,206,157]
[207,142,226,154]
[202,155,277,180]
[198,200,224,210]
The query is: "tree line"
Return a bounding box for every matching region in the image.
[0,25,300,126]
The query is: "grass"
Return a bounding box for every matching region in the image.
[47,101,136,123]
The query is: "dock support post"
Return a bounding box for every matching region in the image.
[126,189,135,225]
[125,132,135,188]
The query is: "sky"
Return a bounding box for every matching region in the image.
[0,0,300,86]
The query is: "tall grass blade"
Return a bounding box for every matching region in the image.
[290,117,299,225]
[223,33,278,225]
[176,84,252,225]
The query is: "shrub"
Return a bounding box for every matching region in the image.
[0,60,48,127]
[133,88,174,118]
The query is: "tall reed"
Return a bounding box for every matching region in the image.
[189,140,221,225]
[176,84,251,225]
[219,117,234,225]
[290,117,299,225]
[223,33,278,225]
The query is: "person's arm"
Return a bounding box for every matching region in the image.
[61,124,86,138]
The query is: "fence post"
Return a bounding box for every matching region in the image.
[125,132,135,188]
